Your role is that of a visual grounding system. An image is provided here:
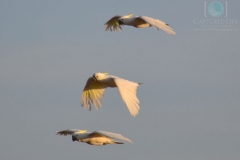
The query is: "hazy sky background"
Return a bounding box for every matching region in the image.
[1,0,240,160]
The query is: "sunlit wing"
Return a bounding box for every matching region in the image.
[104,15,122,32]
[56,129,80,136]
[138,16,176,35]
[81,77,107,110]
[90,131,133,143]
[114,78,140,116]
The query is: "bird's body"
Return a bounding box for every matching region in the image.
[56,129,132,146]
[81,72,141,116]
[77,136,123,145]
[105,14,176,34]
[120,17,150,28]
[97,75,117,87]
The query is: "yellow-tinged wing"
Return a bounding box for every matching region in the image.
[81,77,107,110]
[104,15,122,32]
[105,14,134,32]
[114,78,141,117]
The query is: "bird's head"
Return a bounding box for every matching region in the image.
[118,19,124,25]
[92,72,108,81]
[72,130,87,142]
[118,14,133,25]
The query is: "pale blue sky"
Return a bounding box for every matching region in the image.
[1,0,240,160]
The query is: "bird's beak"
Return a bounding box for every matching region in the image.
[92,76,97,81]
[118,20,123,25]
[72,136,78,142]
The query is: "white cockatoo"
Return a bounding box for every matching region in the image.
[56,129,132,146]
[81,72,141,117]
[105,14,176,34]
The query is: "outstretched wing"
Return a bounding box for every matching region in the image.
[81,77,107,110]
[90,131,132,143]
[104,15,122,32]
[138,16,176,35]
[56,129,80,136]
[114,78,141,117]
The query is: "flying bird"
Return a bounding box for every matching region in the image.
[105,14,176,34]
[81,72,141,117]
[56,129,132,146]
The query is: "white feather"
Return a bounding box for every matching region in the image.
[81,72,141,116]
[105,14,176,34]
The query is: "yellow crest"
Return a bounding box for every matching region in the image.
[102,72,108,75]
[121,14,133,19]
[77,130,87,134]
[127,14,133,17]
